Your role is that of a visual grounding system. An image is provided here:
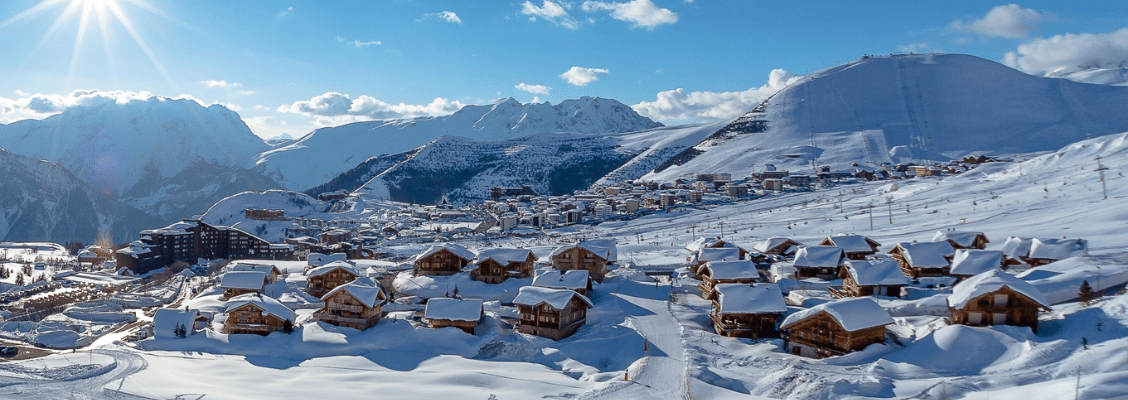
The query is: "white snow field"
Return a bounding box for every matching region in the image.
[4,132,1128,399]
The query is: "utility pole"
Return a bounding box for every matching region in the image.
[719,221,725,240]
[886,197,893,224]
[867,203,874,231]
[1096,156,1109,200]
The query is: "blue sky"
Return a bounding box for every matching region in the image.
[0,1,1124,139]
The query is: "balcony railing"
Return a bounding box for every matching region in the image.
[326,304,366,313]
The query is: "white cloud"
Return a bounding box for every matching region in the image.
[581,0,678,30]
[515,82,552,95]
[950,4,1053,39]
[201,80,229,88]
[897,42,935,53]
[521,1,581,30]
[559,66,609,86]
[425,11,462,24]
[353,40,382,47]
[632,68,802,122]
[240,90,256,95]
[281,92,466,123]
[1003,27,1128,75]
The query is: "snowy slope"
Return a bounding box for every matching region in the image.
[1047,66,1128,86]
[646,53,1128,181]
[254,97,663,191]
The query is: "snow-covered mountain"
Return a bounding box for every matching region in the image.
[1047,66,1128,86]
[254,97,663,191]
[0,146,163,243]
[645,53,1128,181]
[0,98,280,221]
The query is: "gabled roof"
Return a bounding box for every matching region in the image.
[153,308,200,338]
[1000,236,1034,259]
[714,283,786,315]
[220,271,266,290]
[693,247,741,264]
[949,250,1004,276]
[225,293,296,322]
[753,238,802,254]
[475,248,533,265]
[550,239,618,263]
[414,243,476,263]
[894,242,955,268]
[230,262,281,275]
[701,260,759,280]
[321,277,387,308]
[513,286,592,310]
[793,246,845,268]
[685,237,744,253]
[425,298,484,322]
[307,261,359,278]
[821,235,880,254]
[1028,238,1088,260]
[844,259,910,286]
[780,297,894,332]
[532,269,590,291]
[931,231,988,248]
[948,270,1051,310]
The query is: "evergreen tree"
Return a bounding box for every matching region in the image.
[283,319,294,334]
[174,323,187,338]
[1079,280,1094,306]
[14,274,24,286]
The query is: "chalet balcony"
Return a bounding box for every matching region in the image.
[709,313,754,332]
[314,311,376,326]
[326,304,366,313]
[827,287,849,299]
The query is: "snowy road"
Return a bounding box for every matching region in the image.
[580,293,689,400]
[0,349,149,399]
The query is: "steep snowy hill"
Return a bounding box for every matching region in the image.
[0,98,280,221]
[254,97,663,191]
[1047,66,1128,86]
[646,53,1128,181]
[0,146,163,243]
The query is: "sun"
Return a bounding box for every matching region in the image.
[0,0,177,91]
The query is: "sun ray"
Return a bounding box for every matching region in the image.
[0,0,66,30]
[103,0,177,91]
[66,1,97,91]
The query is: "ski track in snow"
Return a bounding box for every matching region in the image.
[0,349,149,399]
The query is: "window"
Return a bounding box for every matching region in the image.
[993,294,1008,306]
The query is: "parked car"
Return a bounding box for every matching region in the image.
[0,346,19,356]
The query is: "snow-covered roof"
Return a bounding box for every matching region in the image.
[1000,236,1034,259]
[693,247,741,263]
[895,242,955,268]
[793,246,845,268]
[475,248,533,265]
[753,238,802,254]
[513,286,592,310]
[425,298,484,322]
[532,269,590,291]
[844,259,910,286]
[153,308,200,338]
[701,261,759,280]
[219,271,266,290]
[685,237,743,253]
[225,293,296,322]
[413,243,476,263]
[932,231,988,248]
[549,239,618,263]
[230,262,280,275]
[307,261,359,278]
[780,297,894,332]
[321,277,386,308]
[822,235,879,254]
[948,270,1052,310]
[714,283,786,315]
[1028,238,1088,260]
[949,250,1004,276]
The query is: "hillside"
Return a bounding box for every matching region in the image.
[254,97,663,191]
[645,53,1128,181]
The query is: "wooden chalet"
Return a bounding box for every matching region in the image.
[306,261,360,298]
[932,231,990,250]
[688,247,742,276]
[948,270,1051,333]
[697,261,760,300]
[780,298,894,358]
[999,236,1034,268]
[1026,238,1088,267]
[888,241,955,278]
[831,259,909,298]
[818,235,881,260]
[471,248,536,283]
[219,271,266,298]
[792,246,845,280]
[314,277,387,330]
[223,293,297,335]
[424,298,484,334]
[710,283,787,339]
[949,249,1004,282]
[550,239,617,283]
[686,237,749,260]
[230,262,283,284]
[532,269,593,296]
[513,286,593,340]
[412,244,476,277]
[753,238,803,257]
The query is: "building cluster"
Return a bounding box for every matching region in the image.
[682,230,1084,358]
[116,219,293,275]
